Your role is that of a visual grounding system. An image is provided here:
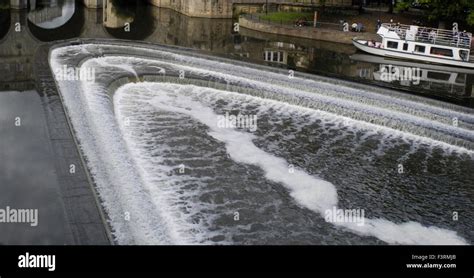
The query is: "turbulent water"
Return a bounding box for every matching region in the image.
[50,43,474,245]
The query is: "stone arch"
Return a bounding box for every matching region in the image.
[27,0,85,41]
[27,0,76,30]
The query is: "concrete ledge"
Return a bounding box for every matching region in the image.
[239,15,378,45]
[33,43,113,245]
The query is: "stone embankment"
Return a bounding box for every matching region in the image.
[239,15,378,44]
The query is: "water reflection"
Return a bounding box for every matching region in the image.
[0,11,36,92]
[0,91,73,245]
[27,1,84,41]
[28,0,75,29]
[103,0,133,28]
[0,1,472,107]
[372,66,466,95]
[351,54,474,103]
[0,9,9,40]
[103,0,154,40]
[148,7,233,52]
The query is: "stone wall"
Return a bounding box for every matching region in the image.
[149,0,353,18]
[239,15,378,45]
[148,0,234,18]
[83,0,103,8]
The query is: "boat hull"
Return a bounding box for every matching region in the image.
[352,39,474,69]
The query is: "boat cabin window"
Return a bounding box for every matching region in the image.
[387,41,399,49]
[459,50,469,61]
[414,45,426,53]
[430,47,453,57]
[403,43,408,51]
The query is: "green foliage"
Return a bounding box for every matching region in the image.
[395,1,411,13]
[467,9,474,26]
[417,0,474,25]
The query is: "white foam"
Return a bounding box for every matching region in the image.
[51,62,176,245]
[49,44,472,245]
[114,85,222,244]
[136,82,467,245]
[89,54,474,152]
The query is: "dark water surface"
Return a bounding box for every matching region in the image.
[0,1,473,106]
[0,91,72,244]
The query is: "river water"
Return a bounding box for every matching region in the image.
[0,1,473,106]
[49,44,474,245]
[0,91,72,244]
[0,1,473,245]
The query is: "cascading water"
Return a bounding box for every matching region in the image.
[50,43,474,245]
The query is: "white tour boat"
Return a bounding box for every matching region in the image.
[353,23,474,68]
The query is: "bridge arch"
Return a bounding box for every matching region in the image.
[27,0,85,41]
[27,0,76,30]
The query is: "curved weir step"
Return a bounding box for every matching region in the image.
[48,40,474,245]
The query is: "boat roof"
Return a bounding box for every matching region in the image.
[378,23,472,50]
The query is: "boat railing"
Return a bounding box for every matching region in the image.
[381,23,472,49]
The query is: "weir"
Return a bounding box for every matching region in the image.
[47,40,474,245]
[2,0,472,247]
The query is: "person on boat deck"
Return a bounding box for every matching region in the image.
[459,31,466,46]
[452,31,459,45]
[417,28,424,40]
[420,28,429,42]
[395,22,401,31]
[394,22,405,38]
[376,19,381,31]
[429,29,437,43]
[461,31,471,46]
